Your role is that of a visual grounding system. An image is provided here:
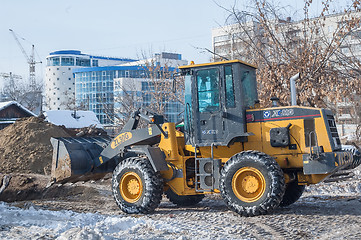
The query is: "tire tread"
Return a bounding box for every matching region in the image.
[220,150,285,217]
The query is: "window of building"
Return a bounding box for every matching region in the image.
[61,57,75,66]
[69,87,71,90]
[328,25,333,33]
[92,59,99,67]
[47,57,60,66]
[57,78,59,80]
[76,57,91,66]
[68,78,71,80]
[214,35,230,43]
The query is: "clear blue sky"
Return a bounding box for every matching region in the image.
[0,0,351,87]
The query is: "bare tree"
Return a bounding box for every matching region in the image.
[1,73,43,114]
[60,90,76,110]
[113,78,142,126]
[112,52,184,128]
[142,58,180,119]
[214,0,361,114]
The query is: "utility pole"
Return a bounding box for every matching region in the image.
[9,29,42,90]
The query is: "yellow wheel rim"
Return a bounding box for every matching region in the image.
[119,172,143,203]
[232,167,266,203]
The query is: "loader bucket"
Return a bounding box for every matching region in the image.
[50,137,112,183]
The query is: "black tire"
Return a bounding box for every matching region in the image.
[279,181,305,207]
[165,188,204,206]
[112,157,163,214]
[220,151,285,217]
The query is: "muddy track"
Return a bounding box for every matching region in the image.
[245,219,294,240]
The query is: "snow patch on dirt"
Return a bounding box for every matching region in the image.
[0,202,182,239]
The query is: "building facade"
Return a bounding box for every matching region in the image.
[74,66,146,124]
[211,12,361,62]
[44,50,135,111]
[113,76,183,123]
[74,52,187,124]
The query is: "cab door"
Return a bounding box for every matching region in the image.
[193,67,224,146]
[221,64,248,144]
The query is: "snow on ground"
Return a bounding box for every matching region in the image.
[0,166,360,240]
[0,202,181,240]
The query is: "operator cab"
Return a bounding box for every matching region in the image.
[179,60,258,147]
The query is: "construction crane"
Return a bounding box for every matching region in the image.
[9,29,42,90]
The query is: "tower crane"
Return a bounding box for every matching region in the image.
[9,29,42,90]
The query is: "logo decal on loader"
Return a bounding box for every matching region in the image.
[263,109,295,119]
[111,132,132,149]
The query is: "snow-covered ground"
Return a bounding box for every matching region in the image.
[0,166,360,239]
[0,202,182,240]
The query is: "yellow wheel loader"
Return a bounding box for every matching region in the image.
[51,60,360,216]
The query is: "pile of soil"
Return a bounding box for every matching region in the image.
[0,173,103,204]
[0,117,70,174]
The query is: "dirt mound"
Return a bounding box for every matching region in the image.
[0,117,70,174]
[0,173,101,203]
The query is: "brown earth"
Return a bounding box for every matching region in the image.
[0,117,70,175]
[0,173,117,213]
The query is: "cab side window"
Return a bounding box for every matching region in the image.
[224,65,235,108]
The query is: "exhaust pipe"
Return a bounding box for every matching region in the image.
[290,73,300,106]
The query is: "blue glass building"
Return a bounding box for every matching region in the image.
[74,66,149,124]
[74,52,187,125]
[45,50,135,111]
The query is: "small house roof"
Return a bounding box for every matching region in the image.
[0,101,36,117]
[44,110,103,129]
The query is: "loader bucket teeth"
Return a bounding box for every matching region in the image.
[50,137,111,183]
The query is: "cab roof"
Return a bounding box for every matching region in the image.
[179,59,257,69]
